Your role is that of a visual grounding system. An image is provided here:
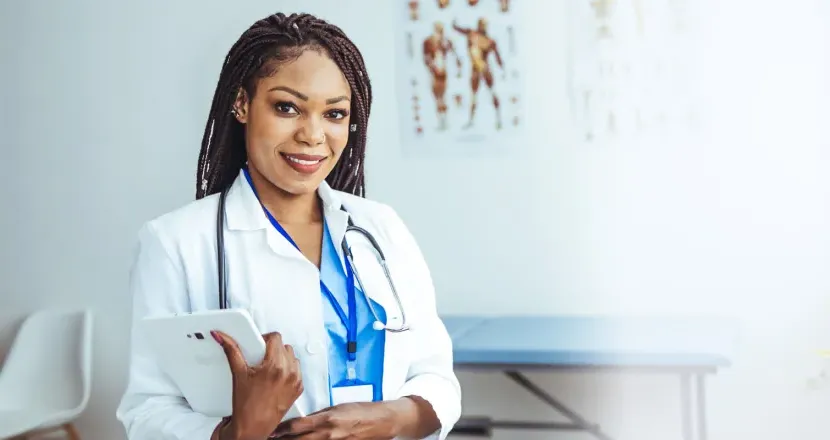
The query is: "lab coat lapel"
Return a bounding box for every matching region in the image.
[318,182,350,274]
[224,169,306,259]
[223,174,336,416]
[223,170,268,232]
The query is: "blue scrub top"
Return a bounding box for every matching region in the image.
[320,217,387,402]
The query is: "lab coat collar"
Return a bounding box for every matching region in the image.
[224,169,348,231]
[224,169,268,231]
[223,169,351,267]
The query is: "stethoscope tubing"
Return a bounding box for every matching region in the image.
[215,186,409,332]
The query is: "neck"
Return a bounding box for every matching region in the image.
[247,167,322,225]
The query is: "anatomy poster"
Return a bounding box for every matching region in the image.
[567,0,704,144]
[396,0,525,154]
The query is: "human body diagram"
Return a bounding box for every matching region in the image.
[451,18,506,130]
[423,23,462,130]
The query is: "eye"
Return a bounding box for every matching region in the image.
[326,109,349,120]
[274,101,299,115]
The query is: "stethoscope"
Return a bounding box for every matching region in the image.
[214,177,410,334]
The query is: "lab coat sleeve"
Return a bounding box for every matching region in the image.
[384,208,462,440]
[116,222,223,440]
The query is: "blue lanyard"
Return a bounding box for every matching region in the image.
[242,169,359,373]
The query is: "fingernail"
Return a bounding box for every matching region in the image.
[211,330,222,345]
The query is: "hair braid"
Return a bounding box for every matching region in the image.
[195,12,373,199]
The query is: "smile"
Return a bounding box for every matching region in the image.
[280,153,326,174]
[285,155,322,165]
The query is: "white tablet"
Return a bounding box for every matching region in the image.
[139,308,303,421]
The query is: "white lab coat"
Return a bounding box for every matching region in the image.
[116,170,462,440]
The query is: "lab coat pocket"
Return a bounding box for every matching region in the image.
[380,323,416,397]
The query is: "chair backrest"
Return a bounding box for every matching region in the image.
[0,309,93,413]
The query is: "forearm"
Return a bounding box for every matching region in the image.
[387,396,441,440]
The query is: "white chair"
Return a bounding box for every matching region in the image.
[0,309,93,440]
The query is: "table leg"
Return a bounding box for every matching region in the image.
[505,371,616,440]
[681,373,693,440]
[696,373,708,440]
[680,372,708,440]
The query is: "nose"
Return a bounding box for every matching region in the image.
[296,116,326,146]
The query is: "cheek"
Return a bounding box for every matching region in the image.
[326,123,351,156]
[249,114,294,146]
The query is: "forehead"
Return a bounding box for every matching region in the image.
[258,49,351,99]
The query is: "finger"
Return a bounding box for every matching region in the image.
[283,344,303,376]
[280,432,327,440]
[272,413,328,437]
[262,331,284,366]
[284,344,298,367]
[270,432,324,440]
[212,330,247,373]
[305,405,335,416]
[293,356,302,381]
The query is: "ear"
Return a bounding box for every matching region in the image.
[232,88,250,124]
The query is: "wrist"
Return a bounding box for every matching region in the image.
[388,396,441,439]
[216,419,253,440]
[384,397,419,438]
[212,417,231,440]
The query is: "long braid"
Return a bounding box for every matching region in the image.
[195,12,372,199]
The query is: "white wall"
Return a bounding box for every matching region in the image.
[2,0,830,439]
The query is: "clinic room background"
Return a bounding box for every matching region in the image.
[2,0,830,439]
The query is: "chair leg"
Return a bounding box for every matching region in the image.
[63,424,80,440]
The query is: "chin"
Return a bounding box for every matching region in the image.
[278,179,324,196]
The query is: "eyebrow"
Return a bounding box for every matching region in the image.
[268,86,350,105]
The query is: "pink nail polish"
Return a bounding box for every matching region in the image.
[211,330,222,345]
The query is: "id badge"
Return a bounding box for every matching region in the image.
[331,380,374,405]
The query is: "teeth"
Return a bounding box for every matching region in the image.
[285,156,322,166]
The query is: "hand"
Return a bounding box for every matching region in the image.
[272,402,398,440]
[212,331,303,440]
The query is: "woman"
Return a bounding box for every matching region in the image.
[116,12,461,440]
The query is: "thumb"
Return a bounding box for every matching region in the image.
[212,330,247,373]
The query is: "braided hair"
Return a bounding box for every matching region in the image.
[195,12,373,200]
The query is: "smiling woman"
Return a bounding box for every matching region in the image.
[195,13,371,204]
[117,11,461,440]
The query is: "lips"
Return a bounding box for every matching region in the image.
[280,153,326,174]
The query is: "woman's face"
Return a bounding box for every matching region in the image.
[234,49,352,197]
